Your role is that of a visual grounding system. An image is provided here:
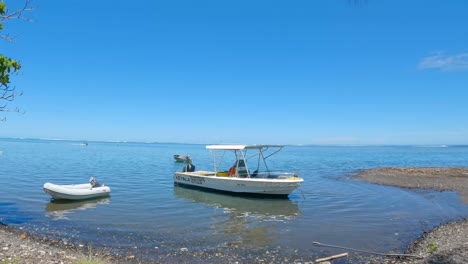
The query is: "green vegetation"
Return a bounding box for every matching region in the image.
[74,259,107,264]
[73,245,110,264]
[1,257,20,264]
[426,242,438,254]
[0,0,31,119]
[0,54,21,104]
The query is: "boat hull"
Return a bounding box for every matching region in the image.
[43,183,111,200]
[174,172,303,196]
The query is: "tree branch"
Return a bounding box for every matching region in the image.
[0,0,34,23]
[0,1,33,118]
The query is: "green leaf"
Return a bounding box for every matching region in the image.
[0,3,6,15]
[0,55,21,87]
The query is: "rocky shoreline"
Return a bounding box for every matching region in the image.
[0,223,121,264]
[2,167,468,263]
[355,167,468,264]
[1,223,80,264]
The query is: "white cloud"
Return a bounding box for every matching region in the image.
[419,52,468,71]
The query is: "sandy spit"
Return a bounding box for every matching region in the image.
[355,167,468,264]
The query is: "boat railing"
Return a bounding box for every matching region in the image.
[213,170,298,179]
[250,170,298,179]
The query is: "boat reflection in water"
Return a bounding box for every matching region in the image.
[173,186,301,247]
[45,197,110,220]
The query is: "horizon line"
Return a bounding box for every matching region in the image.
[0,137,466,147]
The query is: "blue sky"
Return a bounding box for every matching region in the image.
[1,0,467,145]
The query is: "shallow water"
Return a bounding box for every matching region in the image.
[0,139,467,262]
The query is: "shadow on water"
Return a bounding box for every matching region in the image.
[45,197,111,220]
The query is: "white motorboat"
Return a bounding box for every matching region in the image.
[174,154,192,163]
[174,145,304,197]
[43,177,111,200]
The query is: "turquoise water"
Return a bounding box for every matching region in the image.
[1,138,467,263]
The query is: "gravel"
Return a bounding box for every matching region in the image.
[354,167,468,264]
[0,224,81,264]
[354,167,468,203]
[0,224,119,264]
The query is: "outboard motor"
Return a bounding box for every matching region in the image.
[182,164,196,172]
[89,176,99,187]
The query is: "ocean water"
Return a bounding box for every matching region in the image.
[0,138,467,263]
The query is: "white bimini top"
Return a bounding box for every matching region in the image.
[206,145,284,150]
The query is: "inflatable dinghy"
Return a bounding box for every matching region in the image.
[43,177,111,200]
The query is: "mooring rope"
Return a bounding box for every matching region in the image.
[298,186,306,200]
[312,241,423,259]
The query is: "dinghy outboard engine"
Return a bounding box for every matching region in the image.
[89,177,97,187]
[182,164,195,172]
[89,176,101,187]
